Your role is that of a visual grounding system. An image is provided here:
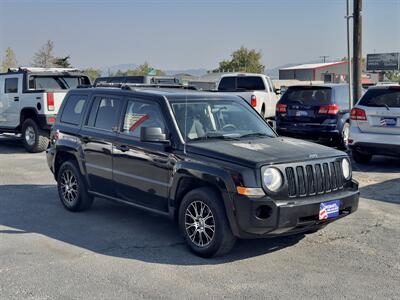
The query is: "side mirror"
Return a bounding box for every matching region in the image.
[274,88,281,95]
[140,127,169,143]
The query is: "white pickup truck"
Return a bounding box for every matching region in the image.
[216,73,279,120]
[0,67,90,152]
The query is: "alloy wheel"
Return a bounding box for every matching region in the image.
[60,170,78,203]
[25,126,36,146]
[185,201,215,247]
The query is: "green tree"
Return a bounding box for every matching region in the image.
[83,68,102,83]
[215,47,265,73]
[1,47,18,72]
[53,55,72,68]
[32,40,55,68]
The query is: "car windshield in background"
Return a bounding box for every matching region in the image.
[29,76,88,90]
[171,99,275,141]
[218,76,265,91]
[280,86,332,105]
[358,88,400,108]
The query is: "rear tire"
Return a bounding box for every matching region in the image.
[337,122,350,150]
[261,105,266,118]
[21,118,49,153]
[57,160,93,212]
[352,149,372,164]
[179,187,236,258]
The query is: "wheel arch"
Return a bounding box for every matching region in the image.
[20,107,39,126]
[169,162,240,236]
[54,147,86,181]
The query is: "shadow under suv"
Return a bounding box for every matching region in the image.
[46,86,359,257]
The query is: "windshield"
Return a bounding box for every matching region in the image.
[170,99,276,142]
[358,88,400,108]
[280,86,332,105]
[28,76,90,90]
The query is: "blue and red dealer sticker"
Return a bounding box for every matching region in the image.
[319,200,340,220]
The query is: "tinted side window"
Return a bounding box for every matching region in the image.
[122,99,166,138]
[92,97,122,131]
[334,86,350,108]
[60,95,88,125]
[5,78,18,93]
[218,77,235,90]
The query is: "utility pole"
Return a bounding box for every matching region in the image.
[320,56,329,63]
[353,0,362,104]
[346,0,353,110]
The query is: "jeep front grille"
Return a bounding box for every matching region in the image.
[285,161,344,197]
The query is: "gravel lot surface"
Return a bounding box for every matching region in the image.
[0,135,399,299]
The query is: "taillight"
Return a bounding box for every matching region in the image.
[276,103,287,113]
[47,116,56,124]
[251,95,257,107]
[350,107,367,120]
[47,92,55,111]
[318,104,339,115]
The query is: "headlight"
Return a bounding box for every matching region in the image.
[341,158,351,180]
[263,167,283,192]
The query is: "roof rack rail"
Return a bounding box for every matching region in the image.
[93,82,198,90]
[8,67,82,73]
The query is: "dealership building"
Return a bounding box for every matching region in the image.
[279,61,349,83]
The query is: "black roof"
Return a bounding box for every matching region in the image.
[73,86,240,102]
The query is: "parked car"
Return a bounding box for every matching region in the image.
[349,85,400,163]
[0,67,91,152]
[93,75,180,86]
[46,86,359,257]
[275,84,351,149]
[216,73,279,120]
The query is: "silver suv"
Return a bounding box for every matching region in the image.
[349,85,400,163]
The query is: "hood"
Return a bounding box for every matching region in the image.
[186,137,345,167]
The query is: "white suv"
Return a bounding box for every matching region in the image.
[349,85,400,163]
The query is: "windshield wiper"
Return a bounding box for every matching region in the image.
[191,134,239,141]
[239,132,270,139]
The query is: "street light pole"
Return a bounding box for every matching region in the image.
[353,0,363,104]
[346,0,353,110]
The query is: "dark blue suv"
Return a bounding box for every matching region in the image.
[276,84,351,149]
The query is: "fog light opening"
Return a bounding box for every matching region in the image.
[256,205,272,220]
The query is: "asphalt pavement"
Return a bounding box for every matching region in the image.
[0,135,399,299]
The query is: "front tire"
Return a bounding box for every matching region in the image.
[57,161,93,212]
[179,187,236,258]
[21,118,49,153]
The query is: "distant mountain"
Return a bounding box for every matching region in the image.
[100,63,138,75]
[100,63,207,77]
[165,68,208,77]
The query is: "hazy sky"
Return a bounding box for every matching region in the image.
[0,0,399,70]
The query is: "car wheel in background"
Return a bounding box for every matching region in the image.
[57,160,93,212]
[337,122,350,150]
[21,118,49,153]
[352,149,372,164]
[179,187,236,258]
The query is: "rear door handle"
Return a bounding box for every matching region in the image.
[14,96,19,101]
[115,145,130,152]
[81,136,91,143]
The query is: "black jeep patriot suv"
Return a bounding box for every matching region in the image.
[46,86,359,257]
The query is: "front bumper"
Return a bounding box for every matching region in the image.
[229,182,359,239]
